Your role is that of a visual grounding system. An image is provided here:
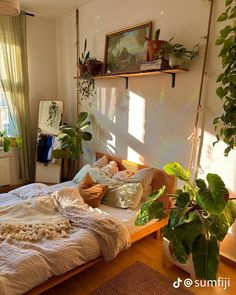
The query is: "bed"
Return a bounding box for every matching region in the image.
[0,153,175,295]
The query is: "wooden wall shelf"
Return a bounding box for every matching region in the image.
[93,67,189,88]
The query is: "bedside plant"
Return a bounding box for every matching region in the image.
[135,162,236,280]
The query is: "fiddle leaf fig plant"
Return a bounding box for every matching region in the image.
[135,162,236,280]
[213,0,236,155]
[52,112,92,160]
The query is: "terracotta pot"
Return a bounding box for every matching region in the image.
[147,40,167,61]
[78,64,88,78]
[87,60,103,76]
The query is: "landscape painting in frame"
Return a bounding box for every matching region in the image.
[104,21,152,74]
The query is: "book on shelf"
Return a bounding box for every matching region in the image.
[140,59,169,71]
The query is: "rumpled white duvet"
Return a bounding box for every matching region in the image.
[0,184,131,295]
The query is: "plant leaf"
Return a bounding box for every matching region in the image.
[163,162,191,181]
[79,131,92,141]
[77,112,88,126]
[226,0,233,6]
[175,191,190,208]
[192,234,219,280]
[135,186,166,226]
[196,173,228,214]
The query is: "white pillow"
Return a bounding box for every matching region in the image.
[112,170,133,181]
[88,168,143,209]
[100,161,119,178]
[52,187,86,209]
[73,164,92,183]
[9,183,50,199]
[93,155,108,169]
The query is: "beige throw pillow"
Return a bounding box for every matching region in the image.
[78,173,108,208]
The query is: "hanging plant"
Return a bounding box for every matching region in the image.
[78,72,96,107]
[47,101,59,127]
[213,0,236,156]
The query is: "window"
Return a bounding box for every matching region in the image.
[0,83,10,133]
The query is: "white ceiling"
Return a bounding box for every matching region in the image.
[20,0,92,18]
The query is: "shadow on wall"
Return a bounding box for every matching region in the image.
[81,77,191,169]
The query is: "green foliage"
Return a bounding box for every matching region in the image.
[79,39,90,65]
[157,38,199,61]
[135,161,236,280]
[52,112,92,160]
[135,187,167,225]
[78,73,96,106]
[214,0,236,155]
[0,130,21,152]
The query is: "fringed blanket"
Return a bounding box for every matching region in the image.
[0,192,131,261]
[0,196,71,241]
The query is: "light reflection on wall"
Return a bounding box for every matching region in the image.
[127,146,144,165]
[128,91,146,143]
[200,130,236,196]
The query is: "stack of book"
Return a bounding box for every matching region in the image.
[140,59,168,71]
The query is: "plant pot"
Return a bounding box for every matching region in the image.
[162,237,196,279]
[168,55,183,67]
[78,64,88,78]
[147,40,167,61]
[87,60,103,76]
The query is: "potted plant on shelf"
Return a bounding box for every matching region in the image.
[52,111,92,180]
[135,162,236,280]
[0,130,22,152]
[87,57,103,76]
[146,29,167,61]
[163,38,199,67]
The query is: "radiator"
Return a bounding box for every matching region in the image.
[0,157,11,186]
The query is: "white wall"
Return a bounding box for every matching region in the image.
[56,11,78,125]
[27,15,58,155]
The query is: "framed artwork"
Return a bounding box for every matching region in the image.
[104,21,152,74]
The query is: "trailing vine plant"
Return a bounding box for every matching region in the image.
[214,0,236,155]
[47,101,59,127]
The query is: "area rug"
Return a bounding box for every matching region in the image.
[90,261,193,295]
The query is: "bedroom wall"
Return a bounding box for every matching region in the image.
[27,16,58,153]
[56,0,210,170]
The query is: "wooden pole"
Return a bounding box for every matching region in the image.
[188,0,214,179]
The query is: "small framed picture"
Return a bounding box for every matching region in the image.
[104,21,152,74]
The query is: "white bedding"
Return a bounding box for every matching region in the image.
[0,181,155,295]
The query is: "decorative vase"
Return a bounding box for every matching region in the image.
[87,60,103,76]
[147,40,167,61]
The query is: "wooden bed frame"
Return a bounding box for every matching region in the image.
[26,152,175,295]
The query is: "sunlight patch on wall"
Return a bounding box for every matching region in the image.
[107,132,116,154]
[108,87,116,123]
[127,146,144,165]
[128,91,145,143]
[200,131,236,196]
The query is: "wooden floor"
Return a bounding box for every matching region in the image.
[43,235,236,295]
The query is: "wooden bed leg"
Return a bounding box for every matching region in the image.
[155,230,161,240]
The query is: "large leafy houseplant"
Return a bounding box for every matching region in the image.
[214,0,236,155]
[135,162,236,280]
[52,112,92,160]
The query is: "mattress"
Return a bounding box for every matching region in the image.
[0,181,156,294]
